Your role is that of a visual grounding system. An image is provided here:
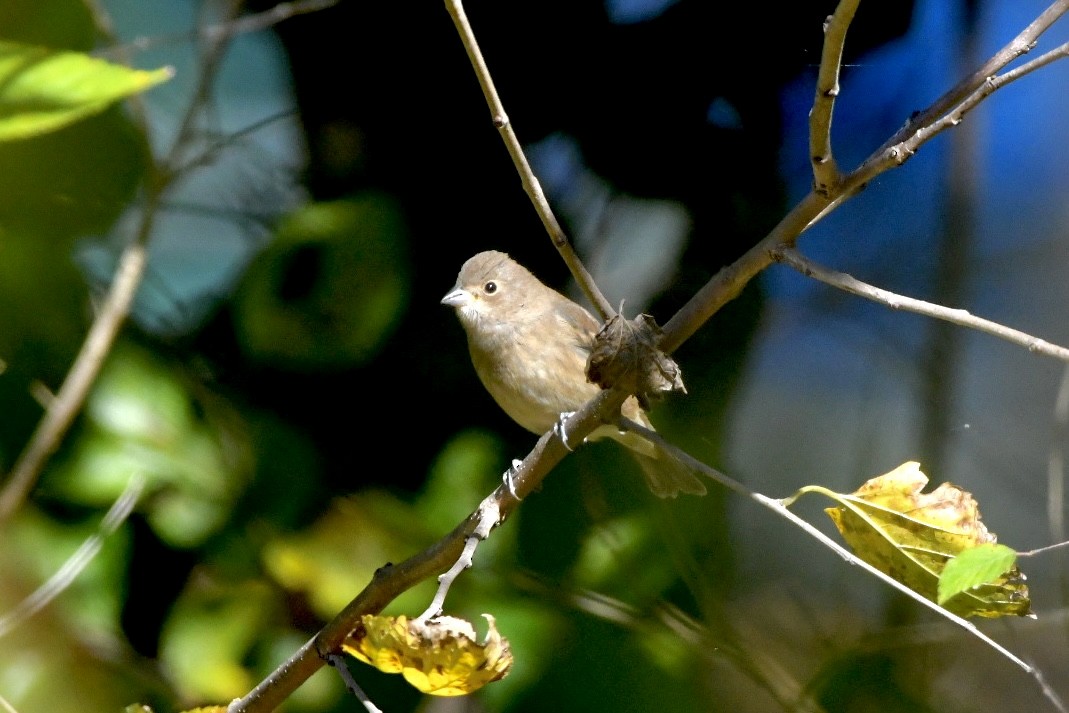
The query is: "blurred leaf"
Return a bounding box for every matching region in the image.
[572,512,684,607]
[417,429,504,531]
[49,344,251,548]
[160,578,278,702]
[0,0,95,49]
[344,614,511,696]
[0,41,171,142]
[0,511,150,713]
[234,194,410,369]
[801,461,1031,618]
[1,506,130,638]
[938,543,1018,605]
[0,107,146,236]
[263,492,435,618]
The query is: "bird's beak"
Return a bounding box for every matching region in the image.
[441,287,471,307]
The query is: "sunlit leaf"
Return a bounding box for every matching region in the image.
[344,614,512,696]
[0,40,171,141]
[938,543,1019,605]
[800,461,1031,618]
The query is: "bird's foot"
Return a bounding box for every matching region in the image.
[502,459,524,500]
[553,412,577,451]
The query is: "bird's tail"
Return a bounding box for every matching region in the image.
[605,428,706,498]
[630,448,707,498]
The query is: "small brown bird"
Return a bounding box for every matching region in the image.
[441,250,706,498]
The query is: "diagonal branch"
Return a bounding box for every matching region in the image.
[229,4,1069,711]
[773,247,1069,363]
[619,419,1065,712]
[0,236,151,522]
[0,0,336,523]
[443,0,614,321]
[0,474,143,638]
[228,385,630,713]
[660,0,1069,356]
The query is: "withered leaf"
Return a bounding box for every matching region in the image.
[586,313,685,410]
[343,614,512,696]
[801,461,1031,618]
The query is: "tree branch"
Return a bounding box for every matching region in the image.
[443,0,614,321]
[659,0,1069,355]
[809,1,858,195]
[0,474,143,638]
[773,247,1069,363]
[228,387,628,713]
[229,3,1069,710]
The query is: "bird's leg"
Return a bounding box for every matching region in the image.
[502,459,524,500]
[553,412,576,451]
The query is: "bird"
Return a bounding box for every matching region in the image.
[441,250,706,498]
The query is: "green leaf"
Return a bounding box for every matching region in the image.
[0,40,172,142]
[938,543,1019,605]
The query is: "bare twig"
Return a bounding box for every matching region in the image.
[443,0,614,321]
[230,4,1069,711]
[660,1,1069,355]
[0,0,257,523]
[772,247,1069,363]
[809,1,858,195]
[0,474,144,638]
[416,496,500,622]
[228,387,632,713]
[0,239,151,522]
[98,0,339,58]
[879,0,1069,156]
[325,654,383,713]
[621,420,1064,711]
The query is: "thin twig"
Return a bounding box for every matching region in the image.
[879,0,1069,156]
[660,2,1069,355]
[0,0,251,523]
[772,247,1069,363]
[1019,540,1069,557]
[326,654,383,713]
[761,492,1064,712]
[443,0,614,321]
[230,5,1069,711]
[619,420,1064,712]
[809,0,858,195]
[228,389,627,713]
[416,496,500,622]
[0,474,144,638]
[98,0,339,58]
[0,240,150,522]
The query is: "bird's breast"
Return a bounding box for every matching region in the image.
[466,318,599,435]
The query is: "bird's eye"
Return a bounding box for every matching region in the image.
[484,281,497,294]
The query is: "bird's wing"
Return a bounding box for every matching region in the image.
[553,298,600,354]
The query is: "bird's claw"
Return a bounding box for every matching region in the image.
[553,412,576,451]
[502,459,524,500]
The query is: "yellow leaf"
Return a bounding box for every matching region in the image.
[813,461,1030,618]
[344,614,512,696]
